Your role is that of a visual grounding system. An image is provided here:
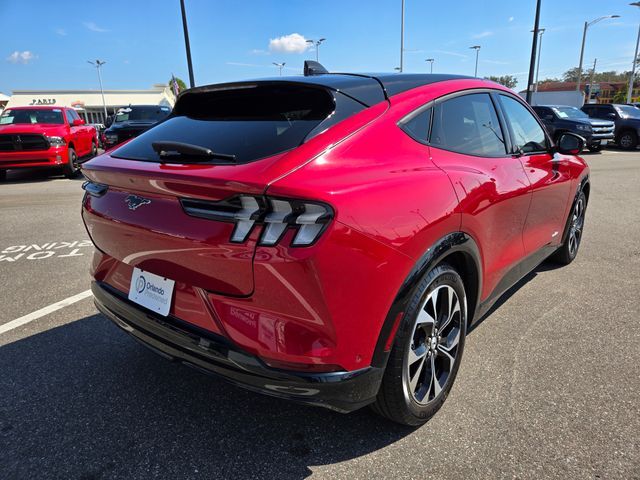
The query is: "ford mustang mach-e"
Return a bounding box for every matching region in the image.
[81,64,589,425]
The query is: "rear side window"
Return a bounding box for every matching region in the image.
[112,85,345,164]
[431,93,506,156]
[399,107,432,143]
[499,95,548,154]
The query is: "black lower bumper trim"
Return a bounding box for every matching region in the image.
[91,281,383,413]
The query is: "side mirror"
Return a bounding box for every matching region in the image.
[72,118,85,126]
[607,112,616,119]
[556,132,585,155]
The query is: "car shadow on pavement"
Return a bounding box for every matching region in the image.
[1,168,85,184]
[0,314,413,479]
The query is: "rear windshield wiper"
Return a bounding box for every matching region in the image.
[151,141,236,163]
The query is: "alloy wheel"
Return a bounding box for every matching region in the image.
[620,134,634,149]
[405,285,462,405]
[568,195,585,256]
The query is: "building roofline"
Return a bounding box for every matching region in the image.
[11,89,168,95]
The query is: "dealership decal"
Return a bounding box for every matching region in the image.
[0,240,93,263]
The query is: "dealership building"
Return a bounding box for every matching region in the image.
[4,84,176,124]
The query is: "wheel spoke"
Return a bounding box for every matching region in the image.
[431,355,443,397]
[416,307,435,328]
[409,355,427,393]
[437,343,456,369]
[440,326,460,352]
[439,287,459,333]
[408,343,427,366]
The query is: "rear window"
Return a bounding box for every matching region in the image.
[112,85,341,164]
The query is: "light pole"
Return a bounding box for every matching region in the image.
[576,14,620,91]
[273,62,285,76]
[425,58,434,73]
[87,60,108,121]
[179,0,195,88]
[627,2,640,103]
[305,38,326,62]
[533,28,545,92]
[400,0,405,72]
[469,46,481,77]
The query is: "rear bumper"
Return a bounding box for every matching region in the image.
[0,146,67,169]
[91,281,384,413]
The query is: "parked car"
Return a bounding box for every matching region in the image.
[81,68,589,426]
[532,105,614,152]
[103,105,171,149]
[0,106,98,180]
[581,103,640,150]
[86,123,106,148]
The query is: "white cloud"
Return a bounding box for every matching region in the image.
[472,31,494,39]
[83,21,109,33]
[250,49,270,56]
[55,28,67,36]
[508,16,514,22]
[226,61,262,67]
[268,33,310,54]
[434,49,468,59]
[6,51,36,64]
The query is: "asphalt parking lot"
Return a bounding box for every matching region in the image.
[0,150,639,480]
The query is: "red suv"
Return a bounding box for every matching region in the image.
[0,106,98,180]
[81,68,589,425]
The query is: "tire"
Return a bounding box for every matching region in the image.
[62,147,80,179]
[588,144,602,153]
[550,190,587,265]
[617,130,638,150]
[0,170,6,182]
[372,263,467,426]
[90,140,98,158]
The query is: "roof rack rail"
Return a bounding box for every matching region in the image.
[304,60,329,76]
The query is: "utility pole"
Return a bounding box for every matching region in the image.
[588,58,597,103]
[525,0,542,104]
[272,62,285,76]
[533,28,545,93]
[627,2,640,103]
[400,0,405,72]
[87,60,108,121]
[577,14,620,92]
[180,0,195,88]
[425,58,434,73]
[469,46,481,77]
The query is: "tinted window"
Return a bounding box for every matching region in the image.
[614,104,640,118]
[552,106,588,120]
[500,95,548,153]
[400,107,431,143]
[0,108,64,125]
[113,85,337,164]
[115,106,171,123]
[431,93,506,156]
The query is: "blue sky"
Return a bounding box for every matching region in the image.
[1,0,638,95]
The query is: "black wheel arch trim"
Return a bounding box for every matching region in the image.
[370,231,482,368]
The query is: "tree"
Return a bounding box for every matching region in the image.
[168,76,187,94]
[613,90,627,104]
[485,75,518,89]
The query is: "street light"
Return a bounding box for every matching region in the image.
[400,0,405,72]
[180,0,195,88]
[305,38,326,62]
[87,59,108,121]
[627,2,640,103]
[469,46,481,77]
[273,62,285,76]
[576,14,620,91]
[532,28,545,92]
[425,58,435,73]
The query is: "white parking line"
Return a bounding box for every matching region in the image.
[0,290,92,335]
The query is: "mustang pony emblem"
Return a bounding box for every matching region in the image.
[125,195,151,211]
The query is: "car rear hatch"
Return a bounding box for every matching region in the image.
[81,79,381,296]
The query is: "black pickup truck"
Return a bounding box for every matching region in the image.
[532,105,615,152]
[581,103,640,150]
[103,105,171,149]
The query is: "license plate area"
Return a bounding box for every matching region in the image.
[128,267,175,316]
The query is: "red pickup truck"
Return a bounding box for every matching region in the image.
[0,106,98,180]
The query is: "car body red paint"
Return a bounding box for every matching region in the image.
[81,74,589,415]
[0,106,97,175]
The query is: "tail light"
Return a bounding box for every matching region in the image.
[180,195,333,247]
